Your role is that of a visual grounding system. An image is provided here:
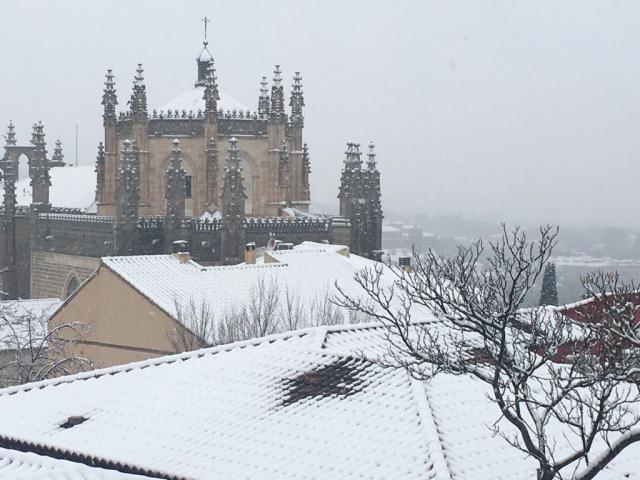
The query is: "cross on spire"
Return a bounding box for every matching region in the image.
[202,16,210,45]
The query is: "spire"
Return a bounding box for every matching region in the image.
[344,142,362,169]
[95,142,105,201]
[258,76,270,117]
[302,143,311,196]
[5,121,16,146]
[169,139,183,172]
[165,139,186,232]
[290,72,304,125]
[30,122,46,150]
[302,143,311,176]
[220,137,246,212]
[196,17,214,87]
[206,137,219,207]
[366,141,377,171]
[52,139,64,164]
[29,122,51,210]
[203,63,219,117]
[220,136,247,264]
[278,140,291,206]
[115,139,140,255]
[102,69,118,125]
[270,65,285,121]
[279,139,290,186]
[117,140,139,221]
[130,64,148,122]
[226,137,241,172]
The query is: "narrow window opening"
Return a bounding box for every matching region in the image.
[184,175,192,198]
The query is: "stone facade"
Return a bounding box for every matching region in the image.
[0,38,382,301]
[30,251,100,299]
[97,44,310,218]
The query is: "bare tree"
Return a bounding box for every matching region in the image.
[336,225,640,480]
[168,298,215,352]
[169,279,372,351]
[0,301,92,386]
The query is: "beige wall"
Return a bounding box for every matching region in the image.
[30,251,100,299]
[50,265,194,369]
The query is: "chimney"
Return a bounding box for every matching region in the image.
[245,242,256,264]
[267,238,282,251]
[171,240,190,263]
[174,251,191,263]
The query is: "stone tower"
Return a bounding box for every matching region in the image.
[364,142,383,255]
[1,123,18,299]
[95,34,311,218]
[338,141,382,258]
[99,69,118,212]
[114,140,140,255]
[129,65,150,216]
[29,122,51,212]
[220,137,246,264]
[50,139,66,167]
[165,139,186,249]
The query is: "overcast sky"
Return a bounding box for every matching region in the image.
[1,1,639,227]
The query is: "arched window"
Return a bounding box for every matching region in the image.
[65,276,80,299]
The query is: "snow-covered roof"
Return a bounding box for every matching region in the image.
[280,207,317,219]
[101,242,381,324]
[157,86,248,114]
[0,322,635,480]
[0,446,150,479]
[198,209,222,222]
[3,166,96,211]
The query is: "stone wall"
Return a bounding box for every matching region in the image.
[30,251,100,299]
[35,213,116,258]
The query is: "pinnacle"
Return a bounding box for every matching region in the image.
[260,76,269,96]
[273,65,282,87]
[134,64,144,85]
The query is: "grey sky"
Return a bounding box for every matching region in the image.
[1,0,639,227]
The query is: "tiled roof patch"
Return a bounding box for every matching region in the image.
[280,357,370,406]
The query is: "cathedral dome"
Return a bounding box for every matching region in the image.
[157,86,249,114]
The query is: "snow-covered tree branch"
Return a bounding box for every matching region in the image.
[0,301,93,386]
[335,224,640,480]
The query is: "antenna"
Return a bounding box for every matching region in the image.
[75,124,79,166]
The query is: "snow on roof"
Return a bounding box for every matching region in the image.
[157,86,248,113]
[0,298,63,351]
[198,209,222,222]
[0,446,150,479]
[101,242,381,325]
[0,322,636,480]
[280,207,317,219]
[2,166,96,210]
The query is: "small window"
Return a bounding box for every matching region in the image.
[65,276,80,299]
[184,175,192,198]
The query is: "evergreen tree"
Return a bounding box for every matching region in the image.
[539,262,558,306]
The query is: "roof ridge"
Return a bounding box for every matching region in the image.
[410,378,455,480]
[0,321,398,397]
[0,328,312,397]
